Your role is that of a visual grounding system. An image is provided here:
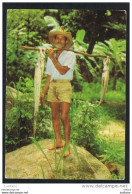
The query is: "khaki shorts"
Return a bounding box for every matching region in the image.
[47,80,72,103]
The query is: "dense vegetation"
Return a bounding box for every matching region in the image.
[5,9,126,178]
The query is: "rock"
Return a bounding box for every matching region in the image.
[5,139,111,180]
[6,86,22,99]
[6,86,33,109]
[6,86,22,110]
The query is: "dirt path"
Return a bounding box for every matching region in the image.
[99,120,125,143]
[98,119,125,178]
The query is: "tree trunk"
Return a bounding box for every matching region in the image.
[77,58,93,82]
[112,71,118,90]
[87,38,96,54]
[87,11,106,54]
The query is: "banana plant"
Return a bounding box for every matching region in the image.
[93,38,126,90]
[44,15,60,30]
[74,29,101,81]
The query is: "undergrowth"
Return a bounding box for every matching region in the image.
[5,78,126,178]
[73,78,126,102]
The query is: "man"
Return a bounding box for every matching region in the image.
[40,26,76,157]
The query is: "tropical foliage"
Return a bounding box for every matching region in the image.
[5,9,126,178]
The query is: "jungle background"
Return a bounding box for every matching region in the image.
[5,9,126,179]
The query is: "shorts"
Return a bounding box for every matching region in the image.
[47,80,72,103]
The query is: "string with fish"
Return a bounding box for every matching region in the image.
[94,56,110,107]
[33,48,46,137]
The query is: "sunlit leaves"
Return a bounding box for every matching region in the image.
[105,10,111,16]
[44,16,60,30]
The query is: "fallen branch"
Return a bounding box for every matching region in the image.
[20,45,115,60]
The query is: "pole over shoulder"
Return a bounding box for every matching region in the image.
[20,45,115,60]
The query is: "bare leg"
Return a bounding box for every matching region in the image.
[48,102,64,150]
[61,102,71,157]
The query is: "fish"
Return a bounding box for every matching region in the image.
[96,56,110,107]
[33,48,46,137]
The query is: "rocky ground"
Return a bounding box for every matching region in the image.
[5,139,111,180]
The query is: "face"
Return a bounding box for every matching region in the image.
[53,34,67,49]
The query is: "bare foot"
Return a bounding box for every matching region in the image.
[63,148,70,157]
[48,142,64,150]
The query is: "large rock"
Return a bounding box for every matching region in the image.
[6,86,23,110]
[5,139,111,180]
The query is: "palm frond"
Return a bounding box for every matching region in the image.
[79,55,98,79]
[44,16,60,30]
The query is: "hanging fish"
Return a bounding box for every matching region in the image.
[96,56,110,107]
[33,48,46,137]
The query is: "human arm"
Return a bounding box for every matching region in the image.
[40,74,51,104]
[47,49,70,75]
[51,57,70,75]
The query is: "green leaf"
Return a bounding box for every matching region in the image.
[44,16,60,30]
[76,29,85,42]
[40,165,45,179]
[56,141,71,173]
[105,10,111,16]
[72,141,81,168]
[8,53,17,63]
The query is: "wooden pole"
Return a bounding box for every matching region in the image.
[20,45,115,60]
[20,46,44,51]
